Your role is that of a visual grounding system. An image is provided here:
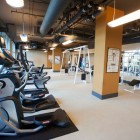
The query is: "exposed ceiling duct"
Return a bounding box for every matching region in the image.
[123,32,140,44]
[55,0,114,34]
[55,1,94,34]
[40,0,72,36]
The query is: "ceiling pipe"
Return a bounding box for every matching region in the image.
[89,0,114,20]
[56,0,114,34]
[90,9,103,20]
[123,32,140,39]
[65,29,93,36]
[11,10,44,17]
[40,0,72,36]
[55,1,94,33]
[123,37,140,44]
[53,7,78,33]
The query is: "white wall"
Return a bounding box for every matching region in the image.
[23,49,95,68]
[122,43,140,51]
[24,50,47,67]
[90,53,94,66]
[70,49,94,66]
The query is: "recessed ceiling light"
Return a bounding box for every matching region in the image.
[62,40,74,45]
[44,50,48,52]
[50,48,55,50]
[98,6,104,11]
[5,0,24,8]
[52,43,58,47]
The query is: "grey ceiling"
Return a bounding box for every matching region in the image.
[0,0,140,49]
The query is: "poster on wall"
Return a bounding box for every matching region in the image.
[48,55,53,63]
[107,48,120,72]
[55,56,60,64]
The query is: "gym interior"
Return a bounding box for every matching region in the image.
[0,0,140,140]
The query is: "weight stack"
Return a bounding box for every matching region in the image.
[81,73,86,80]
[65,68,68,73]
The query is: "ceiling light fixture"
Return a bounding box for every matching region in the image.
[20,34,28,42]
[5,0,24,8]
[24,45,29,49]
[20,13,28,42]
[62,40,74,45]
[98,6,104,11]
[50,48,55,50]
[108,9,140,28]
[44,50,48,52]
[52,43,58,47]
[74,50,80,52]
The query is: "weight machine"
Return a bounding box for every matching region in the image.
[60,50,72,75]
[120,50,140,92]
[60,45,92,84]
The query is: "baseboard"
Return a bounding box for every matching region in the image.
[44,67,52,69]
[92,91,118,100]
[53,70,60,72]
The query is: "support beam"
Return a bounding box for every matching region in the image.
[92,6,124,99]
[46,50,52,69]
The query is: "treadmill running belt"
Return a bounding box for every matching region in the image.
[0,112,78,140]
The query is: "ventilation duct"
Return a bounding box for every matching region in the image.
[56,1,94,33]
[56,0,114,34]
[40,0,72,36]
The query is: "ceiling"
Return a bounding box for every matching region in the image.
[0,0,140,50]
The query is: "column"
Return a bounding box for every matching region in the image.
[92,6,124,99]
[46,50,52,69]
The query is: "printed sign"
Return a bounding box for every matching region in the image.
[107,48,120,72]
[55,56,60,64]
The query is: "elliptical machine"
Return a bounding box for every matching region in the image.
[0,43,57,113]
[0,52,70,136]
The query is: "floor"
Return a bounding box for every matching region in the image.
[25,70,140,140]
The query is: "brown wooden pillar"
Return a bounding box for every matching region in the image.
[47,50,52,69]
[92,6,124,99]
